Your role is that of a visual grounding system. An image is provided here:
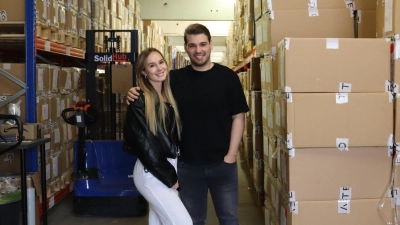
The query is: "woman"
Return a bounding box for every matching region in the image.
[123,48,192,225]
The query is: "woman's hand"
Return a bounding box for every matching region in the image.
[224,154,237,164]
[126,87,141,104]
[171,181,179,190]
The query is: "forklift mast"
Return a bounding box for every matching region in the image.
[85,30,138,140]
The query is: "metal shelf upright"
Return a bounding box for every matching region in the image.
[25,0,39,173]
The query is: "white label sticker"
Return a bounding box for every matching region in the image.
[270,10,274,20]
[396,154,400,165]
[338,200,350,214]
[52,69,59,91]
[396,198,400,206]
[339,82,352,92]
[336,93,349,104]
[49,196,55,208]
[290,201,299,214]
[4,153,13,163]
[285,86,292,93]
[42,104,49,120]
[267,0,272,10]
[262,97,267,118]
[286,93,293,103]
[395,40,400,60]
[287,133,293,149]
[289,191,296,202]
[56,98,61,118]
[44,134,51,150]
[386,80,393,92]
[285,38,290,50]
[308,7,319,17]
[263,136,269,156]
[52,156,58,177]
[309,0,318,8]
[268,105,273,129]
[357,10,362,23]
[384,0,393,32]
[66,47,71,56]
[326,38,339,49]
[54,128,60,144]
[339,187,352,200]
[289,148,295,158]
[275,102,281,126]
[3,63,10,70]
[393,188,400,198]
[46,163,51,180]
[38,68,44,90]
[45,41,51,51]
[265,61,271,83]
[393,83,399,94]
[336,138,349,151]
[0,10,8,21]
[76,115,82,123]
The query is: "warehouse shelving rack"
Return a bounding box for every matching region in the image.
[0,1,87,224]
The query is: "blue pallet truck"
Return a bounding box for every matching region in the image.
[60,29,148,217]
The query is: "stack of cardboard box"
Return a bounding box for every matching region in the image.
[274,37,394,224]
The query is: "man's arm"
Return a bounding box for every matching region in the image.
[224,112,245,163]
[126,87,141,104]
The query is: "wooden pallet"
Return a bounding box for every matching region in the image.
[36,22,57,41]
[0,21,25,40]
[78,37,86,50]
[65,33,79,48]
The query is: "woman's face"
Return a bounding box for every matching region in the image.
[142,51,168,86]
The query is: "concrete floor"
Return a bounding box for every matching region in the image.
[47,154,265,225]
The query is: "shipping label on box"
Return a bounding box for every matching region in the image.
[376,0,400,38]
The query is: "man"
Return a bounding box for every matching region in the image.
[127,23,249,225]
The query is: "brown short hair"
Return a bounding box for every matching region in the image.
[184,23,211,43]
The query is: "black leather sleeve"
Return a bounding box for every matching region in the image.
[123,95,178,188]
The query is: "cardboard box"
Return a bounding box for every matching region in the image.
[36,97,50,124]
[253,125,263,153]
[49,94,61,122]
[50,0,60,27]
[0,0,25,21]
[273,91,286,140]
[278,38,391,93]
[37,64,50,92]
[265,170,280,216]
[251,91,262,126]
[0,63,25,95]
[264,131,278,177]
[261,92,274,132]
[243,136,253,167]
[249,58,261,90]
[253,149,264,196]
[356,10,376,38]
[271,9,355,50]
[111,64,133,94]
[65,8,77,34]
[254,0,262,20]
[262,13,271,48]
[284,92,393,148]
[270,0,376,11]
[49,66,60,92]
[280,146,391,201]
[286,198,394,225]
[1,123,39,140]
[376,0,400,38]
[260,56,273,93]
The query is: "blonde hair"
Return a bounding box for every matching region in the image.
[136,48,181,139]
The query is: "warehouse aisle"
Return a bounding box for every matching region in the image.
[47,153,265,225]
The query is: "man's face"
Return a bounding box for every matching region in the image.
[184,34,213,70]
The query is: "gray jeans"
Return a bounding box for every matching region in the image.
[178,161,239,225]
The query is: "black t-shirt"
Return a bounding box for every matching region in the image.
[170,63,249,164]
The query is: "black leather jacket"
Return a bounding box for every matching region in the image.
[123,91,179,188]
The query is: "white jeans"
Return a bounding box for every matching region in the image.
[133,158,193,225]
